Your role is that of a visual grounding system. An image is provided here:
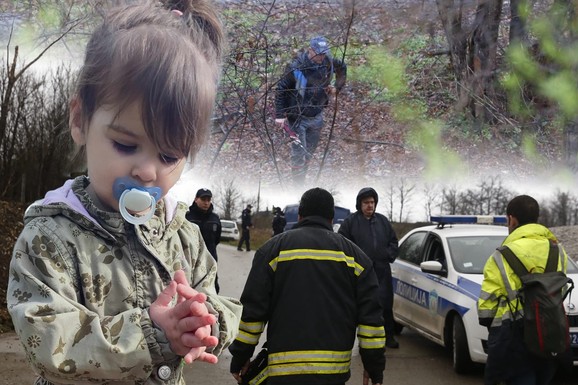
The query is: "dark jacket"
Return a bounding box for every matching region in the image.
[272,212,286,235]
[338,211,399,282]
[275,50,347,122]
[229,216,385,385]
[186,202,221,261]
[240,208,253,230]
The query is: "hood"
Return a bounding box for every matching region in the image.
[356,187,378,211]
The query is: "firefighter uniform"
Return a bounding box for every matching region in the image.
[229,215,385,385]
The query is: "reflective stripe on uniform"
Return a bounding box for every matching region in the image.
[269,249,364,276]
[234,330,261,345]
[357,324,385,349]
[235,321,265,345]
[268,350,351,377]
[239,320,265,334]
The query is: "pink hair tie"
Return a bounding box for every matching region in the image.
[170,9,183,17]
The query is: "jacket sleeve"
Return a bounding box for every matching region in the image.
[354,247,385,383]
[478,253,504,328]
[332,57,347,91]
[337,216,354,241]
[275,63,296,119]
[216,218,222,246]
[228,243,274,373]
[187,227,242,357]
[385,219,399,263]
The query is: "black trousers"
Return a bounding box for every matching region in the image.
[237,228,251,250]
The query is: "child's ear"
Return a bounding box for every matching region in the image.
[69,97,86,145]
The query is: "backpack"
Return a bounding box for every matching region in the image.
[499,242,574,358]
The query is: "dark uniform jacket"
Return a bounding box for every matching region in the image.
[272,212,286,235]
[185,202,221,261]
[240,208,253,230]
[229,216,385,385]
[275,50,346,123]
[338,211,399,283]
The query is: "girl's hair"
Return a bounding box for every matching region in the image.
[74,0,224,159]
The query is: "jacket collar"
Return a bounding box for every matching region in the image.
[292,215,333,231]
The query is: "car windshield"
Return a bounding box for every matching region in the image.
[447,236,505,274]
[222,222,235,228]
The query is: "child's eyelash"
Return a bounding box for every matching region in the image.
[160,154,180,165]
[113,141,136,153]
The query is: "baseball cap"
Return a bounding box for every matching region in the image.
[310,36,330,55]
[195,188,212,198]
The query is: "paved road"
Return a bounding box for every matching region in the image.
[1,244,576,384]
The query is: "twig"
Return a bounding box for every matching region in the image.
[343,137,405,150]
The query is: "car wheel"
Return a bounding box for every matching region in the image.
[452,314,474,374]
[393,321,404,335]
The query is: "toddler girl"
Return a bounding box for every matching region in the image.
[7,1,241,384]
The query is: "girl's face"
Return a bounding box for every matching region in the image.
[70,100,186,212]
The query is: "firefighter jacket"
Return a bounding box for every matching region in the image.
[229,216,385,385]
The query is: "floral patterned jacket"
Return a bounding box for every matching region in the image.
[7,177,242,385]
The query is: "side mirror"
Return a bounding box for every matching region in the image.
[421,260,446,277]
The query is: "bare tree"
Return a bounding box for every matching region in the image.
[397,178,415,223]
[440,186,460,215]
[423,183,441,221]
[213,179,243,220]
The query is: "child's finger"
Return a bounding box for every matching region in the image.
[152,281,177,307]
[176,283,206,302]
[188,298,211,316]
[173,270,189,286]
[184,349,218,364]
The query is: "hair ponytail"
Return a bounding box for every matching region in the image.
[161,0,225,66]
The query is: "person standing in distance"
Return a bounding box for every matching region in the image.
[271,206,287,236]
[237,204,253,251]
[339,187,400,349]
[229,188,385,385]
[478,195,570,385]
[274,36,347,185]
[186,188,222,293]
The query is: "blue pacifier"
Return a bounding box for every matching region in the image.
[112,177,162,225]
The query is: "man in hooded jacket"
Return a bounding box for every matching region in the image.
[339,187,400,348]
[186,188,222,292]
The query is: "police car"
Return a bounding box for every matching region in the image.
[391,215,578,374]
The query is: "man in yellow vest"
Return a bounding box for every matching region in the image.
[478,195,569,385]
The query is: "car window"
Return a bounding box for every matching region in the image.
[398,231,427,265]
[221,221,235,228]
[447,236,505,274]
[426,236,447,270]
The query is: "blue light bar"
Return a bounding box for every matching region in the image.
[430,215,507,225]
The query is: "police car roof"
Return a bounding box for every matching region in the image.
[426,224,509,237]
[430,215,507,226]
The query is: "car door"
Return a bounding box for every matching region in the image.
[412,234,447,339]
[392,230,427,326]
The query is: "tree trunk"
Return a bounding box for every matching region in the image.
[469,0,503,126]
[509,0,529,44]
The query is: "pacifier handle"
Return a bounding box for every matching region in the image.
[118,189,156,225]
